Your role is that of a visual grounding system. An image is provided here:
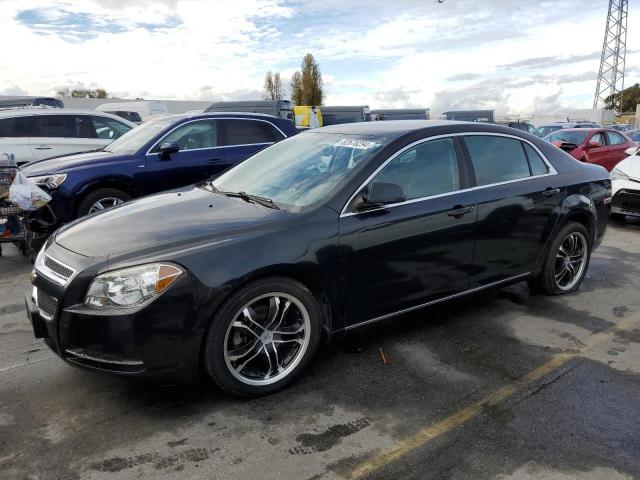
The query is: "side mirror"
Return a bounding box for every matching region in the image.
[159,141,179,159]
[357,181,406,210]
[588,140,602,148]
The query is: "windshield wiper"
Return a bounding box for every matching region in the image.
[210,187,280,210]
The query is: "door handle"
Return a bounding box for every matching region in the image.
[34,146,52,150]
[542,188,560,197]
[447,205,474,218]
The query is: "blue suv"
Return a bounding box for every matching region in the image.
[21,112,298,231]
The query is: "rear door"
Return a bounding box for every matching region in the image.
[0,116,36,165]
[605,131,629,171]
[30,114,99,160]
[144,119,223,193]
[220,119,285,170]
[462,134,563,287]
[339,136,477,325]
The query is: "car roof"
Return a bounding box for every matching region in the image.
[311,120,468,136]
[0,108,137,126]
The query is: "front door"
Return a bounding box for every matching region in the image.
[584,132,609,168]
[339,137,477,326]
[144,119,225,194]
[462,134,564,287]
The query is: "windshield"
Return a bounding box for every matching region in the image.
[546,131,589,145]
[210,132,391,211]
[105,117,179,154]
[533,126,561,137]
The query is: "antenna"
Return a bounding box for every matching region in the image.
[593,0,628,111]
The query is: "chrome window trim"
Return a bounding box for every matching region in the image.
[344,271,533,331]
[340,132,558,217]
[145,117,286,156]
[35,254,77,287]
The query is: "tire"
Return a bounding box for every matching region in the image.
[77,188,132,217]
[529,221,591,295]
[203,277,322,397]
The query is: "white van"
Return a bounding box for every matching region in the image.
[95,101,168,122]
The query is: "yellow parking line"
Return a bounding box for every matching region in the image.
[349,313,640,479]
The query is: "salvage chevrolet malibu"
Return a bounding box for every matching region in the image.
[26,121,611,397]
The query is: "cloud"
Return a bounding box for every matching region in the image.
[1,0,639,114]
[497,52,601,70]
[446,73,483,82]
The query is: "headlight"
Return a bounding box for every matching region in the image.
[28,174,67,189]
[611,168,629,181]
[85,263,183,309]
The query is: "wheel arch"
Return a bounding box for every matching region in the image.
[73,177,139,214]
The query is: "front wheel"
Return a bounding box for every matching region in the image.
[203,277,322,397]
[529,221,591,295]
[77,188,132,217]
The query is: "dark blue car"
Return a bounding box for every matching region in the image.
[21,112,298,229]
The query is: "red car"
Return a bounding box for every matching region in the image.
[545,128,637,171]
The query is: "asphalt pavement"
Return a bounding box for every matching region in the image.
[1,219,639,480]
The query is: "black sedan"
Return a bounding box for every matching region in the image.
[26,121,611,397]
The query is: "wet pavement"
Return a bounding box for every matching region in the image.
[1,218,639,480]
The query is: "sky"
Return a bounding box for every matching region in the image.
[0,0,639,114]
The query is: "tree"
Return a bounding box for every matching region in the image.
[290,53,323,106]
[263,71,284,100]
[604,83,640,112]
[56,87,109,99]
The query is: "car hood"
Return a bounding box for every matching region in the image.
[20,150,131,176]
[54,186,292,257]
[615,155,640,180]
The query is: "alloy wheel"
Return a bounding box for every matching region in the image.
[223,292,311,386]
[88,197,125,214]
[554,231,588,291]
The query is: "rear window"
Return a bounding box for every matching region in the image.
[607,131,625,145]
[0,117,34,137]
[547,131,589,145]
[465,135,531,185]
[36,115,95,138]
[222,120,284,145]
[523,143,549,176]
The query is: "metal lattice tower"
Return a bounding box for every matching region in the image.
[593,0,628,111]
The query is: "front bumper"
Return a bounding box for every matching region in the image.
[26,242,223,384]
[611,180,640,217]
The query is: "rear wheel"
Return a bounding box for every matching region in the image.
[529,221,591,295]
[77,188,131,217]
[203,277,322,397]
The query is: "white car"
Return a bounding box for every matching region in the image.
[611,153,640,219]
[0,109,136,165]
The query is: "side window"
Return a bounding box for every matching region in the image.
[0,117,34,137]
[223,120,284,146]
[465,136,530,185]
[523,143,549,176]
[607,131,625,145]
[152,120,218,153]
[590,133,604,146]
[36,115,84,138]
[372,138,460,200]
[90,116,131,140]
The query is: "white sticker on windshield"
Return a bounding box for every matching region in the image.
[335,139,380,150]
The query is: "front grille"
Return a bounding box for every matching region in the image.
[613,191,640,215]
[37,289,58,319]
[44,255,75,282]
